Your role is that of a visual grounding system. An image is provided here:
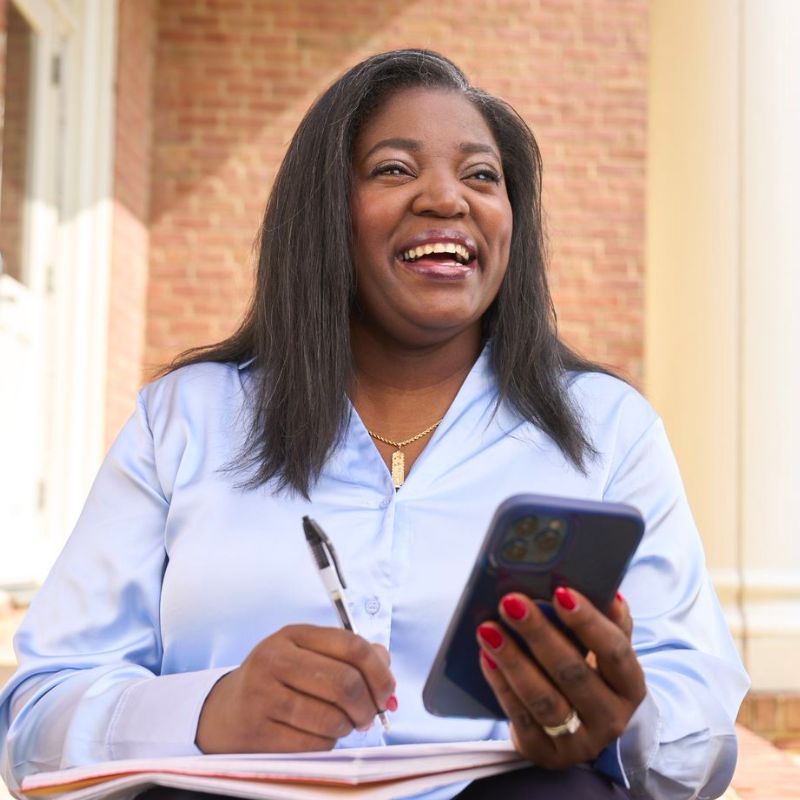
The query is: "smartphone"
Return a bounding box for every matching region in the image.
[422,494,644,719]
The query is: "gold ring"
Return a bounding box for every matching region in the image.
[542,708,582,737]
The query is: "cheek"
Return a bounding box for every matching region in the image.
[486,196,513,252]
[349,195,365,243]
[495,209,513,264]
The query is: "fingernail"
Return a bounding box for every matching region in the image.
[481,650,498,670]
[554,586,577,611]
[501,595,528,621]
[477,624,504,649]
[500,595,528,619]
[616,591,624,603]
[386,694,399,713]
[357,723,372,732]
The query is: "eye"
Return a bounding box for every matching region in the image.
[466,167,502,184]
[371,162,413,178]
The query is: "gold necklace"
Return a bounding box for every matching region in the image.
[367,419,443,489]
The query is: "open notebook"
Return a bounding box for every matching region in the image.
[19,740,527,800]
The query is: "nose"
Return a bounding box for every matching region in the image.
[411,170,469,218]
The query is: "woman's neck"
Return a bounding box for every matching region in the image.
[349,325,482,436]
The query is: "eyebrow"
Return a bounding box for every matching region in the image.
[363,137,501,162]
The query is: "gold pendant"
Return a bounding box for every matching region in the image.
[391,449,405,489]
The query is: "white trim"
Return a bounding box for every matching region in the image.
[43,0,117,569]
[0,0,63,583]
[11,0,73,33]
[48,0,77,32]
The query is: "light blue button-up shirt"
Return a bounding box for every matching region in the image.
[0,346,749,798]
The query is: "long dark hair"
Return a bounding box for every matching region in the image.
[166,49,609,497]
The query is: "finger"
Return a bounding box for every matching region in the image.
[372,642,391,667]
[265,681,355,740]
[475,621,575,733]
[493,597,616,731]
[551,588,645,704]
[267,644,382,729]
[478,649,559,764]
[257,625,397,728]
[249,716,337,753]
[608,591,633,639]
[285,626,396,714]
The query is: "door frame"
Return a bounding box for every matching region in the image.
[9,0,117,578]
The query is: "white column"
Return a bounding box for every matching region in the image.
[45,0,117,572]
[647,0,800,690]
[738,0,800,690]
[646,0,743,641]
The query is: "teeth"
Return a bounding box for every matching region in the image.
[401,242,472,264]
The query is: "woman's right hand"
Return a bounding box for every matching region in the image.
[195,624,396,753]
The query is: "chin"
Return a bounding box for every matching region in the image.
[401,313,484,346]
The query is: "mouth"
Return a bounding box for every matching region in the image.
[399,241,473,265]
[395,232,478,279]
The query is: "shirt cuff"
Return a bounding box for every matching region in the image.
[107,667,234,759]
[592,690,661,788]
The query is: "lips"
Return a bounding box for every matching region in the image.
[394,230,478,280]
[400,241,472,264]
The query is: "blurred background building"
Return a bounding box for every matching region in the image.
[0,0,798,747]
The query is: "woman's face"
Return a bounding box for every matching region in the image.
[350,87,513,349]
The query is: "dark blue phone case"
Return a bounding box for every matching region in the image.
[422,494,644,719]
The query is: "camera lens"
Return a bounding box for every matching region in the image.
[512,516,538,537]
[534,527,561,555]
[501,538,528,562]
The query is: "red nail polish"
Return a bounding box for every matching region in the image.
[481,650,498,670]
[616,591,624,603]
[501,595,528,621]
[554,587,577,611]
[477,624,504,649]
[386,694,398,712]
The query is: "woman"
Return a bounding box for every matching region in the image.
[0,50,748,799]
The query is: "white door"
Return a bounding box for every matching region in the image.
[0,0,64,586]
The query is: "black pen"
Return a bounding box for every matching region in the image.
[302,516,391,731]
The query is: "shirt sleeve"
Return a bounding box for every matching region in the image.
[593,414,749,799]
[0,392,230,794]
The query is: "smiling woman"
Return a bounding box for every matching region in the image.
[0,50,748,800]
[349,88,512,350]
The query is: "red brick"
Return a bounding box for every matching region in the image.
[105,0,157,443]
[0,3,31,285]
[136,0,647,388]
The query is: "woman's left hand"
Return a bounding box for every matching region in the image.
[476,588,646,769]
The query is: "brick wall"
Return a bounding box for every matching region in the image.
[0,0,6,197]
[738,692,800,752]
[0,2,31,285]
[105,0,157,443]
[145,0,647,384]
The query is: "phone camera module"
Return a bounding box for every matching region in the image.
[499,515,567,565]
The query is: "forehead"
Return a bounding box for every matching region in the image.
[353,86,500,157]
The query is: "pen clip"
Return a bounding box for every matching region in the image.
[303,516,348,589]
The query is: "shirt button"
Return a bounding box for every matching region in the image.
[364,596,381,615]
[379,497,391,508]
